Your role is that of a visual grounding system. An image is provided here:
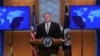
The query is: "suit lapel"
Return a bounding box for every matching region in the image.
[43,23,47,35]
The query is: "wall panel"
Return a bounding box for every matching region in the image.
[71,30,96,56]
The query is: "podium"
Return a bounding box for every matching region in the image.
[30,38,65,56]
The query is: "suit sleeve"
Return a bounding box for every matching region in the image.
[36,25,42,39]
[54,23,62,38]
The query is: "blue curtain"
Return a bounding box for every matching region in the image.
[0,0,4,56]
[96,0,100,5]
[0,31,4,56]
[96,30,100,56]
[0,0,3,6]
[96,0,100,56]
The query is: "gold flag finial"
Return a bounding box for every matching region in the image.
[65,0,68,6]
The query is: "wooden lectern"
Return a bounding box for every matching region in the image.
[30,38,65,56]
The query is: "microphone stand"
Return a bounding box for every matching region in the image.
[81,27,83,56]
[9,16,23,56]
[72,16,85,56]
[11,28,14,56]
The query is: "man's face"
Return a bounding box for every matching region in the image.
[44,13,51,23]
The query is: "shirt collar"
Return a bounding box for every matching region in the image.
[45,22,51,25]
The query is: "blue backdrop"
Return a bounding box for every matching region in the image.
[0,0,4,56]
[96,0,100,56]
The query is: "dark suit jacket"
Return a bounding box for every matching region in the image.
[36,22,62,50]
[36,22,61,39]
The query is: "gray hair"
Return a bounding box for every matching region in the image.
[43,12,51,16]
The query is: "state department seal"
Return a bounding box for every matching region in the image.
[42,37,53,48]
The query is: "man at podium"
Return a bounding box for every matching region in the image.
[36,12,62,56]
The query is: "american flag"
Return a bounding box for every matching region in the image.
[31,5,38,56]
